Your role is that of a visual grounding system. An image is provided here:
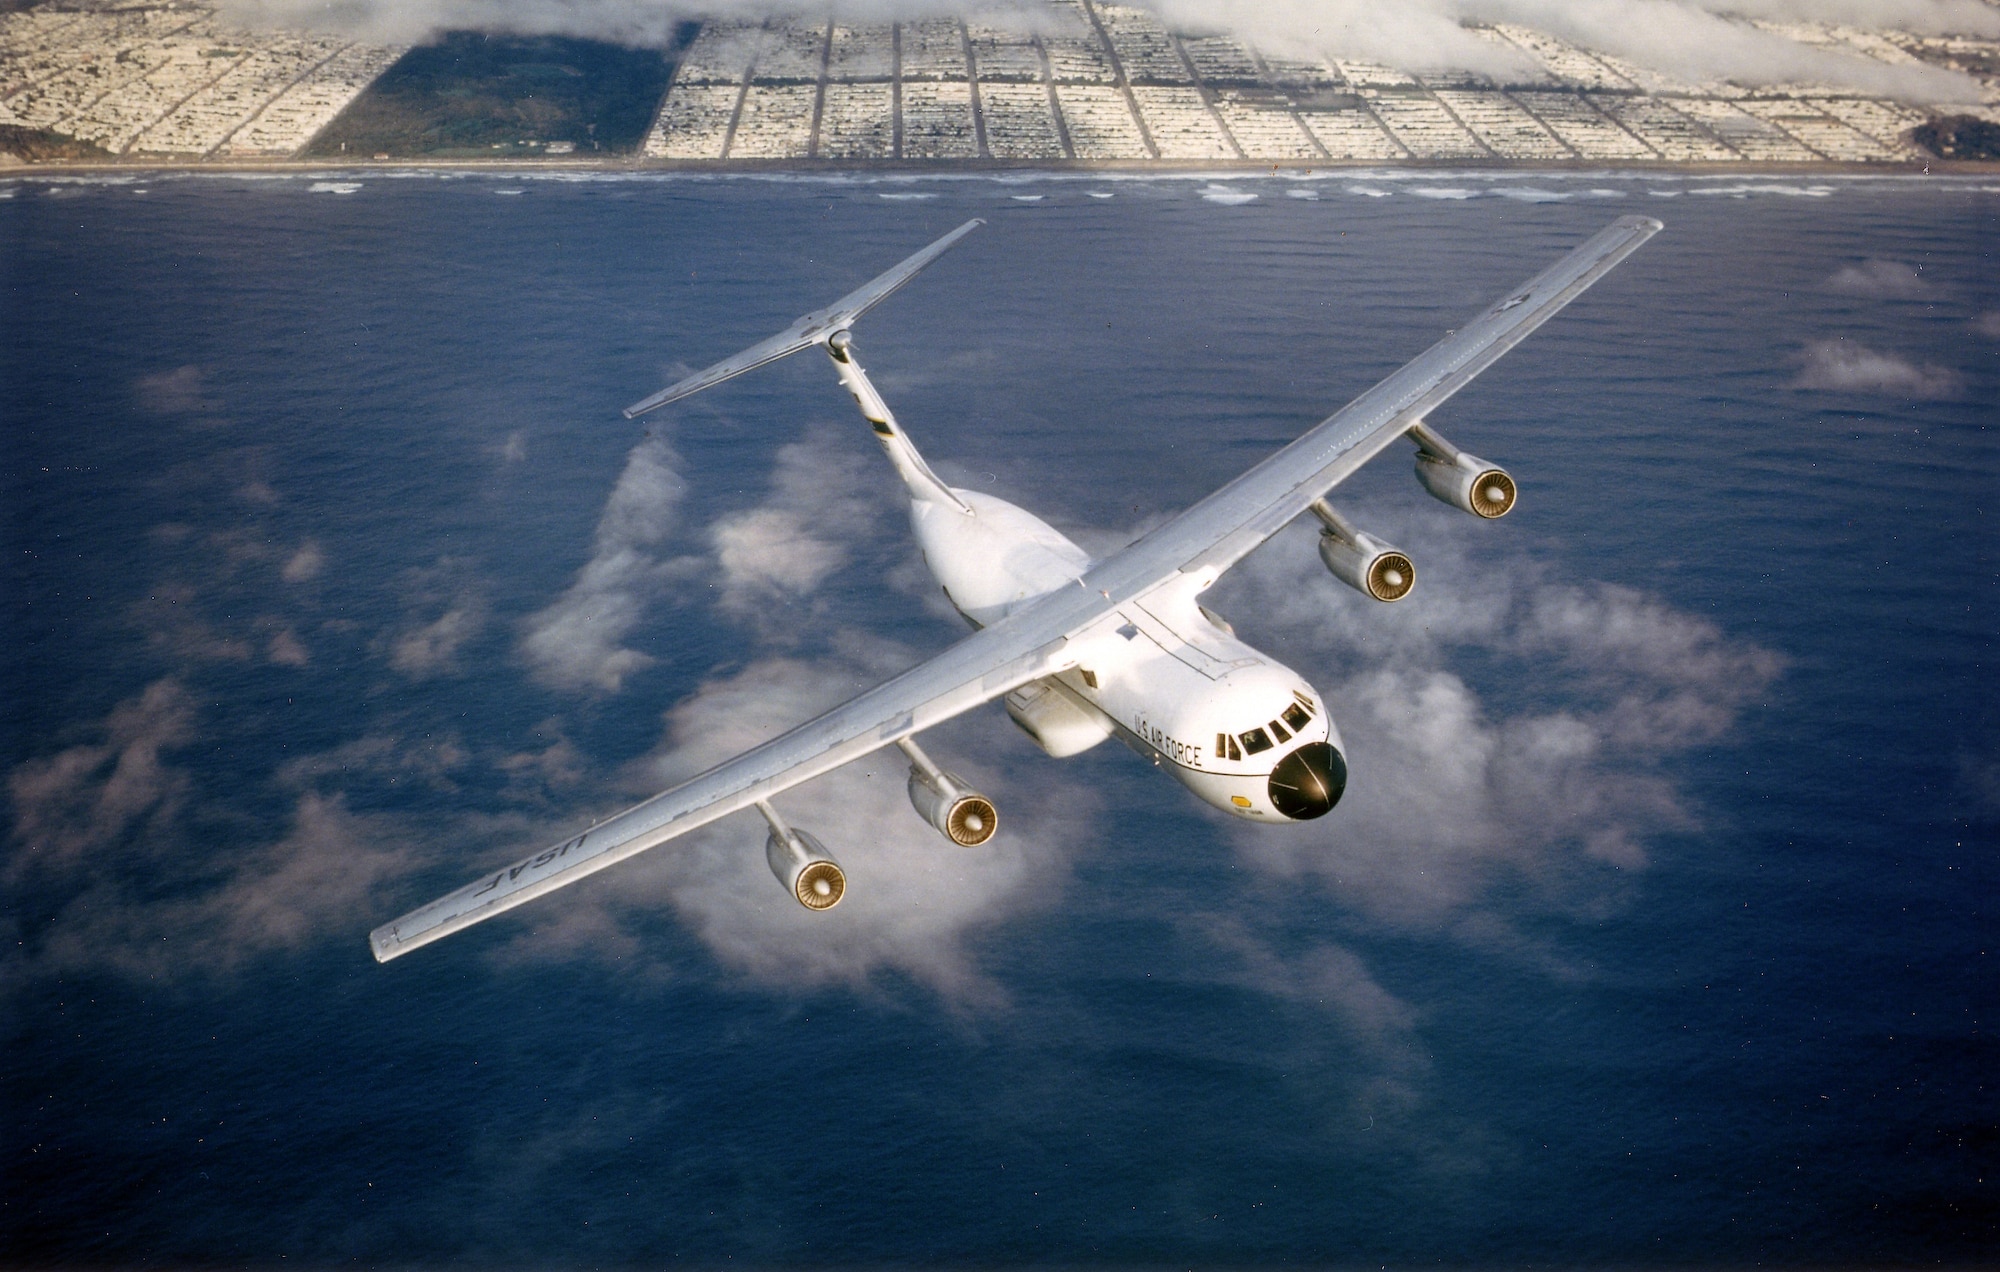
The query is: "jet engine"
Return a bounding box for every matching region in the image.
[899,737,998,845]
[1408,421,1515,519]
[907,768,997,846]
[766,823,845,910]
[1308,499,1414,602]
[1415,450,1516,519]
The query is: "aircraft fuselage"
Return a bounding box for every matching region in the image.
[911,487,1346,822]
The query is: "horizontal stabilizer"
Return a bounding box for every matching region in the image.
[622,218,985,419]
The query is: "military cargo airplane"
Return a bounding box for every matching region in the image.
[370,214,1660,963]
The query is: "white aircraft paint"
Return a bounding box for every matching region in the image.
[369,214,1661,963]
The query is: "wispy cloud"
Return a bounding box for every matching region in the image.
[219,0,1988,102]
[7,678,196,880]
[520,434,696,693]
[281,540,325,583]
[711,430,899,629]
[383,557,488,679]
[134,365,216,415]
[1792,338,1963,398]
[5,684,426,979]
[1825,258,1933,298]
[1207,514,1780,939]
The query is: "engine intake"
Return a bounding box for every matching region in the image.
[898,736,996,845]
[1416,451,1516,519]
[1407,421,1515,518]
[908,767,997,845]
[1308,499,1414,602]
[766,825,845,910]
[1318,529,1414,602]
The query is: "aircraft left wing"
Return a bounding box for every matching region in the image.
[372,215,1659,963]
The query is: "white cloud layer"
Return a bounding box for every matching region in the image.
[1792,338,1964,398]
[520,434,695,692]
[218,0,1989,102]
[1825,258,1933,298]
[9,421,1780,1042]
[5,681,420,979]
[1206,513,1780,944]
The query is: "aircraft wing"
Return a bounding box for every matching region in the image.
[1097,214,1664,589]
[621,217,986,419]
[371,215,1657,963]
[369,610,1087,962]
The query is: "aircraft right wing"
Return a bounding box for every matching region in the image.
[368,601,1096,963]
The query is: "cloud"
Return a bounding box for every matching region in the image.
[520,434,694,693]
[217,0,1987,103]
[266,623,311,666]
[134,365,215,415]
[1195,915,1423,1053]
[1825,258,1932,298]
[384,558,488,679]
[710,430,896,626]
[1791,338,1963,398]
[281,540,325,582]
[1206,515,1781,938]
[1974,311,2000,341]
[277,732,470,794]
[5,684,423,979]
[23,793,417,980]
[6,678,196,879]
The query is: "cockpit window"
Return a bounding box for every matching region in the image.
[1282,703,1311,732]
[1269,718,1291,743]
[1292,691,1316,718]
[1240,728,1273,755]
[1215,733,1243,762]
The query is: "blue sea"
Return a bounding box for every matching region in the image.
[3,168,1995,1266]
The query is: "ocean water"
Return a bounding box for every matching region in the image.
[3,168,1995,1265]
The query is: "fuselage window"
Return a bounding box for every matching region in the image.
[1240,728,1272,755]
[1282,703,1311,732]
[1269,718,1291,743]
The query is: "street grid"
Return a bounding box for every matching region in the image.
[1,1,1991,164]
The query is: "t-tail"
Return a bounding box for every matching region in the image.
[622,219,984,513]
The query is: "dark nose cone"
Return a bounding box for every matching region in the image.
[1267,742,1347,820]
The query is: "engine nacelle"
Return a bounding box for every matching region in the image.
[1415,450,1516,519]
[907,766,998,845]
[1005,678,1116,757]
[1318,528,1414,602]
[766,825,845,910]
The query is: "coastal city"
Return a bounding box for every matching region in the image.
[3,0,1998,165]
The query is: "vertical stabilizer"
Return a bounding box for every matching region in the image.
[826,331,970,513]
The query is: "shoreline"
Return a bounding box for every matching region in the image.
[4,155,1998,178]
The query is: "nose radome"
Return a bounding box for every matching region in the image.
[1267,742,1347,820]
